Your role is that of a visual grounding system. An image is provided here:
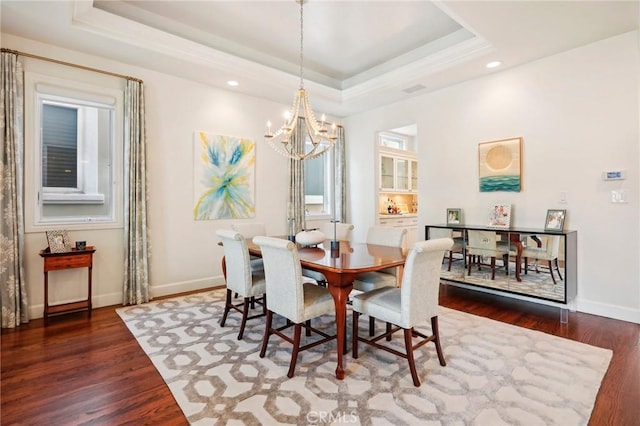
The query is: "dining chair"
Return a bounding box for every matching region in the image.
[230,222,266,272]
[351,237,453,387]
[303,222,355,286]
[319,222,354,242]
[352,226,407,335]
[216,229,266,340]
[428,227,465,271]
[522,235,563,284]
[253,236,336,378]
[466,230,515,280]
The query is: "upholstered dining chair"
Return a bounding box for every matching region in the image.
[352,226,407,335]
[253,236,336,378]
[231,222,266,272]
[428,228,465,271]
[466,230,515,280]
[303,222,355,286]
[319,222,354,242]
[353,227,407,292]
[522,235,563,284]
[216,229,266,340]
[351,237,453,387]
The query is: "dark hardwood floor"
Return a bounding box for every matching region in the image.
[2,284,638,425]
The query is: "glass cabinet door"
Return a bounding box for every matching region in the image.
[396,158,409,190]
[380,155,394,190]
[410,160,418,191]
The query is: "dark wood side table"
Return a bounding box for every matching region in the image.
[39,246,96,325]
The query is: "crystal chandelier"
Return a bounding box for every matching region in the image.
[264,0,337,161]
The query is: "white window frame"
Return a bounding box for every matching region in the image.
[24,72,124,232]
[304,141,334,220]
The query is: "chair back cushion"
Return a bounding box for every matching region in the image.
[216,229,252,295]
[545,235,561,258]
[231,222,266,238]
[253,236,305,322]
[466,230,499,257]
[400,238,453,327]
[366,226,407,247]
[320,222,354,241]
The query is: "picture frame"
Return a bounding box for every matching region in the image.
[488,204,511,229]
[478,137,522,192]
[446,208,462,225]
[544,209,566,232]
[46,229,72,253]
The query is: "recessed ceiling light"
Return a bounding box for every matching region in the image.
[227,80,239,87]
[486,61,502,69]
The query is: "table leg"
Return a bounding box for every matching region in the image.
[326,283,352,380]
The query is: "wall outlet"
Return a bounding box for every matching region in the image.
[559,191,567,203]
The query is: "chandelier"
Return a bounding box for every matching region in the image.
[264,0,337,161]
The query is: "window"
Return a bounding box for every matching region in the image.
[25,72,124,231]
[304,140,333,218]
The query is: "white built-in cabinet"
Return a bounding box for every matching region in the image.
[379,151,417,193]
[378,147,418,249]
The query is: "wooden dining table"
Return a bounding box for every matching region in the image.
[243,237,407,380]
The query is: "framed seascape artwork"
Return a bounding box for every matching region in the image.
[478,137,522,192]
[447,208,462,225]
[46,229,72,253]
[488,204,511,229]
[545,209,566,231]
[193,132,256,220]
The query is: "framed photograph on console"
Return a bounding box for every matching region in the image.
[447,208,462,225]
[46,230,72,253]
[488,204,511,229]
[544,209,566,231]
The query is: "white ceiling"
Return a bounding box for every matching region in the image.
[2,1,638,117]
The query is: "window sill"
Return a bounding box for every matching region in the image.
[42,193,105,204]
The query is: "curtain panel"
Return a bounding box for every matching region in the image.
[0,51,29,328]
[287,118,307,236]
[335,126,347,224]
[123,80,150,305]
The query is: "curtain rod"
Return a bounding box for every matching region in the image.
[1,48,143,84]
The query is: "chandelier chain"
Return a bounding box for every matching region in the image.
[299,0,304,89]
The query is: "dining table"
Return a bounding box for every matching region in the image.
[242,237,408,380]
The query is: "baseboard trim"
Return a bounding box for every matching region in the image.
[28,275,227,320]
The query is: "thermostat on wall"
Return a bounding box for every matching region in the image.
[602,170,626,181]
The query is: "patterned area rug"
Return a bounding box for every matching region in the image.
[117,289,611,425]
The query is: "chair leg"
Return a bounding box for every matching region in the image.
[490,257,496,280]
[403,328,420,387]
[287,324,302,378]
[369,316,376,336]
[305,319,311,337]
[237,297,250,340]
[431,316,446,367]
[555,259,564,280]
[524,257,529,275]
[352,311,360,358]
[447,250,453,271]
[548,260,557,284]
[259,310,273,358]
[220,289,232,327]
[386,322,393,341]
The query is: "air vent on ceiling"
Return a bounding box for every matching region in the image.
[403,84,426,94]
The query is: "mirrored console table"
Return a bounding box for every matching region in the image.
[426,225,577,309]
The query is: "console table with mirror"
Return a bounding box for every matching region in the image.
[426,225,576,320]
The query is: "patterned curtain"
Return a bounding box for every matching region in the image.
[0,51,29,328]
[334,126,347,223]
[123,79,150,305]
[288,118,306,236]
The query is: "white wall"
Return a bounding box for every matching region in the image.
[4,34,292,319]
[344,31,640,323]
[5,30,639,324]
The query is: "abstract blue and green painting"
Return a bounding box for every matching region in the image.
[193,132,255,220]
